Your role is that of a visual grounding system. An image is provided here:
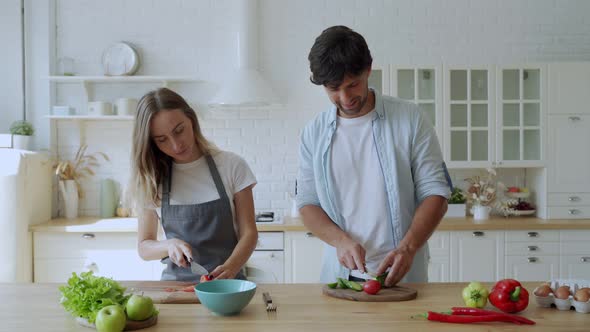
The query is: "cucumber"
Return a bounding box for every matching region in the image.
[346,280,363,291]
[327,282,338,289]
[337,277,348,289]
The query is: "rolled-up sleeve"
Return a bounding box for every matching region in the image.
[296,126,321,210]
[411,110,451,204]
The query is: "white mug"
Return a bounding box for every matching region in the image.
[87,101,113,116]
[114,98,138,116]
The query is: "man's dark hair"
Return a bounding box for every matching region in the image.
[308,25,373,86]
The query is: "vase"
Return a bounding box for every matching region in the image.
[59,180,79,219]
[12,135,31,150]
[100,178,118,218]
[471,205,491,221]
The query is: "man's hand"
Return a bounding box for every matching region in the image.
[376,245,416,287]
[336,237,367,272]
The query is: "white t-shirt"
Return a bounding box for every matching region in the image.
[329,110,394,276]
[154,151,257,234]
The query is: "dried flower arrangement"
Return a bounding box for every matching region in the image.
[464,168,504,207]
[54,145,109,198]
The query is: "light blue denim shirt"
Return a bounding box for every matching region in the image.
[297,89,451,283]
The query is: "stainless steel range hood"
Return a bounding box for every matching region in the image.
[208,0,279,107]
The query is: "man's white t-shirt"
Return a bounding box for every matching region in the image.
[154,151,257,234]
[329,110,394,277]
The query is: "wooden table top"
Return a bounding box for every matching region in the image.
[1,282,588,331]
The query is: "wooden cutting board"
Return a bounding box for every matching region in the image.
[322,284,417,302]
[121,281,200,304]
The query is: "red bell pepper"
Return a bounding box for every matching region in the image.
[488,279,529,313]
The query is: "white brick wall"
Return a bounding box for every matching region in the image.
[45,0,590,218]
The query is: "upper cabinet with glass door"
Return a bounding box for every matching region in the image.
[368,64,390,99]
[497,65,546,167]
[391,66,443,140]
[444,66,495,168]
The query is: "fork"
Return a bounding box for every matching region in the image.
[262,292,277,312]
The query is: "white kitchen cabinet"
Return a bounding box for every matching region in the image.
[547,115,590,194]
[496,65,546,167]
[443,66,496,168]
[548,63,590,114]
[504,230,560,281]
[559,230,590,279]
[505,256,559,281]
[450,230,504,282]
[33,232,158,282]
[284,231,324,283]
[391,66,443,140]
[244,232,284,284]
[427,231,450,282]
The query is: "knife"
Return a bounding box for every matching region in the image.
[189,259,209,276]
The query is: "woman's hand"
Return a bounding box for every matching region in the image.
[209,262,241,280]
[166,238,193,268]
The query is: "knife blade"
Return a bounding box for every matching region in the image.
[190,260,209,275]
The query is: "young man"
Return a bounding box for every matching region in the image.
[297,26,451,286]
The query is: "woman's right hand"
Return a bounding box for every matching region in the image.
[166,238,193,268]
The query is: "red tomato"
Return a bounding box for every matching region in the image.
[200,275,213,283]
[363,280,381,295]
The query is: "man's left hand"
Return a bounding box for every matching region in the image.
[376,245,416,287]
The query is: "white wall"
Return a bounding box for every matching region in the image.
[0,0,23,133]
[29,0,590,218]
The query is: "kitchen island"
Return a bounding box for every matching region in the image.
[2,282,587,331]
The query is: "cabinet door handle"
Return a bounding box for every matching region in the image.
[568,196,580,202]
[568,209,580,215]
[305,232,315,238]
[568,116,581,122]
[527,257,538,263]
[82,233,95,239]
[527,232,539,238]
[581,257,590,263]
[472,231,485,237]
[527,245,538,251]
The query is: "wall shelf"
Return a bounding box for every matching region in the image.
[47,115,134,121]
[46,75,202,83]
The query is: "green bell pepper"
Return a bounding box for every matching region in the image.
[462,281,489,308]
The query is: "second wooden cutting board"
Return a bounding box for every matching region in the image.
[322,284,417,302]
[121,281,200,304]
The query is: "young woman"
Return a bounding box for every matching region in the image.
[128,87,258,282]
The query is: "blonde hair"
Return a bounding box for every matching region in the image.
[127,88,218,211]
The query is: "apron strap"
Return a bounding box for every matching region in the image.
[205,154,229,201]
[162,162,172,206]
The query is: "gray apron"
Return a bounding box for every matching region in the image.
[160,154,245,281]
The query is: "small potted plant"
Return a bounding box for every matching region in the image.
[54,145,109,219]
[9,120,34,150]
[445,187,467,217]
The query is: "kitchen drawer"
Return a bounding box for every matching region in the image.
[34,232,138,259]
[561,242,590,255]
[560,230,590,242]
[547,206,590,219]
[548,193,590,206]
[428,231,450,257]
[505,242,559,256]
[256,232,284,250]
[505,230,559,242]
[506,241,559,256]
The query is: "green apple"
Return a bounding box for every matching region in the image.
[125,294,154,321]
[95,305,126,332]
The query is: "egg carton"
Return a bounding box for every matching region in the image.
[533,279,590,313]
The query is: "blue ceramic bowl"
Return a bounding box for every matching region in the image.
[195,279,257,316]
